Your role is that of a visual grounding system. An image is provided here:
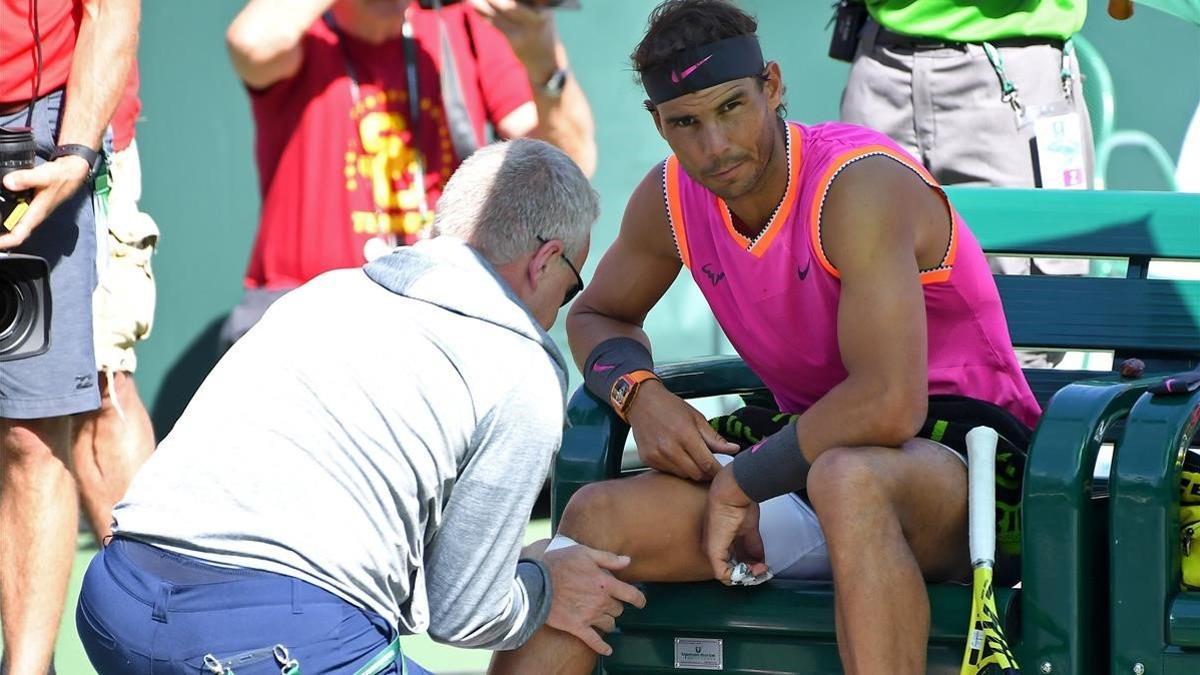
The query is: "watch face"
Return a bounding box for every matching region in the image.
[612,379,632,408]
[545,68,568,95]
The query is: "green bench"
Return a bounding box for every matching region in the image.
[1106,186,1200,675]
[552,188,1200,674]
[1111,386,1200,675]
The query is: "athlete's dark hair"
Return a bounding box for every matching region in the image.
[632,0,785,116]
[631,0,757,77]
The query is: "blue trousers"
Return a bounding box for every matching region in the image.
[77,538,432,674]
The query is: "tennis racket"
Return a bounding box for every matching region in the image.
[961,426,1021,674]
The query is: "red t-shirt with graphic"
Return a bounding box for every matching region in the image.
[0,0,81,104]
[245,6,532,290]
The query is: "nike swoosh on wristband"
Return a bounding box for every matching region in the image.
[592,363,617,373]
[670,55,714,84]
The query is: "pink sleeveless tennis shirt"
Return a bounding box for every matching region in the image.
[663,121,1041,428]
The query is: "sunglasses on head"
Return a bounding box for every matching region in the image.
[536,235,584,307]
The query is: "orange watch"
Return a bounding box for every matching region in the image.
[610,370,660,422]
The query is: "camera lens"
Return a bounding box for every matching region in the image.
[0,277,19,331]
[0,269,34,356]
[0,279,21,338]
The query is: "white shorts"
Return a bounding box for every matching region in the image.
[715,438,966,582]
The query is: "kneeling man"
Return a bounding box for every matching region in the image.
[77,140,645,674]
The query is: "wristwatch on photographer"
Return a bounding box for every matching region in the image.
[610,369,659,422]
[51,144,101,182]
[537,67,570,98]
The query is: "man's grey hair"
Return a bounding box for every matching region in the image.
[433,138,600,265]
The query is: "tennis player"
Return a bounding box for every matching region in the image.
[491,2,1041,674]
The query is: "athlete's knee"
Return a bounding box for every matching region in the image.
[558,481,629,554]
[807,447,889,518]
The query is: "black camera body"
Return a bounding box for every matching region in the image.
[0,126,51,362]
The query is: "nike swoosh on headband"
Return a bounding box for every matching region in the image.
[671,55,713,84]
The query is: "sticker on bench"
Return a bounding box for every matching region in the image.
[674,637,723,670]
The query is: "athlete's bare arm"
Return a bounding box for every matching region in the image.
[791,156,950,460]
[566,167,738,481]
[566,166,679,365]
[704,155,960,583]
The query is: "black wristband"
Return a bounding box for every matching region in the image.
[730,419,810,503]
[583,337,653,401]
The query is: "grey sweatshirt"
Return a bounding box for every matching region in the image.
[112,237,566,649]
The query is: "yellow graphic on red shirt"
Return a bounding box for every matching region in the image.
[344,89,456,239]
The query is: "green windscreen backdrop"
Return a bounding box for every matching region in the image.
[137,0,1199,436]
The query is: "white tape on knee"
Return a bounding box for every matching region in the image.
[545,534,579,553]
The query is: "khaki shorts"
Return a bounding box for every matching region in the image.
[93,140,159,374]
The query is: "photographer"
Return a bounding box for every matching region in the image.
[0,0,140,673]
[220,0,596,348]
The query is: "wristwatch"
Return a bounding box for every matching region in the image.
[51,144,101,182]
[538,67,570,98]
[610,369,660,422]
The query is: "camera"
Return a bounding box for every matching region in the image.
[0,126,51,362]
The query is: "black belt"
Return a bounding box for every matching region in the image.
[874,27,1064,51]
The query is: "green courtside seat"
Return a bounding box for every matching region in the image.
[552,188,1200,674]
[1106,188,1200,675]
[1111,388,1200,675]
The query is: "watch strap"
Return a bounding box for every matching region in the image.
[52,144,101,180]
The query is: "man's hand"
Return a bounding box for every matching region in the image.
[0,156,90,250]
[542,544,647,656]
[627,381,740,482]
[703,465,767,585]
[468,0,559,81]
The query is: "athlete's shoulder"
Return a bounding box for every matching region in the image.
[625,159,670,222]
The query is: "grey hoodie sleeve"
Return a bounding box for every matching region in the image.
[421,378,561,650]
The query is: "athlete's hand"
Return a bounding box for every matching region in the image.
[542,544,647,656]
[703,465,767,585]
[0,155,90,250]
[469,0,558,81]
[626,381,740,482]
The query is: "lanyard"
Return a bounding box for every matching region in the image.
[982,37,1077,113]
[323,10,432,233]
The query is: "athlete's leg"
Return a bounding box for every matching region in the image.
[490,470,714,675]
[807,438,970,675]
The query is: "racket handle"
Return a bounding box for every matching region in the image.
[967,426,999,567]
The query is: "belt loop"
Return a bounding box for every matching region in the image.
[152,581,173,623]
[292,578,303,615]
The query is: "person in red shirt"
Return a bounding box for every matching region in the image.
[0,0,140,673]
[221,0,597,347]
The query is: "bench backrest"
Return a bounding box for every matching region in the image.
[948,188,1200,407]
